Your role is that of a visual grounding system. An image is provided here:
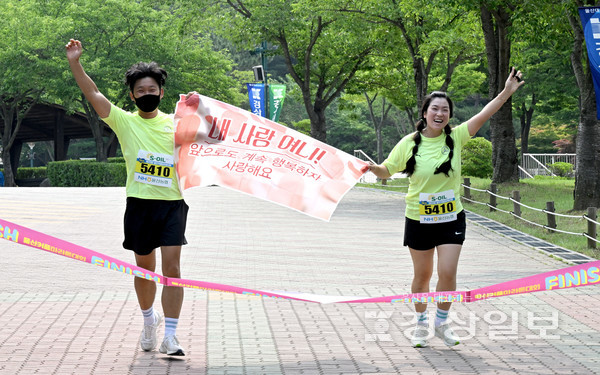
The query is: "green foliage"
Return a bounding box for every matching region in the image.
[47,160,126,187]
[461,137,493,178]
[0,0,594,185]
[532,174,571,181]
[327,100,377,155]
[0,1,67,99]
[527,123,575,153]
[54,0,243,111]
[16,167,47,179]
[549,162,574,177]
[291,119,311,136]
[0,167,47,179]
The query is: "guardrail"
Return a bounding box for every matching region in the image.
[462,178,598,249]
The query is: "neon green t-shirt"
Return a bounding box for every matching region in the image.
[383,122,471,221]
[102,104,183,200]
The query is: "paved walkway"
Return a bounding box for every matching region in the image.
[0,186,599,374]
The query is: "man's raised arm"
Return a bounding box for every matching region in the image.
[65,39,111,118]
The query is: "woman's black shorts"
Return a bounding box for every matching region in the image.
[403,210,466,250]
[123,197,189,255]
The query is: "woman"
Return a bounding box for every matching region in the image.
[368,68,524,347]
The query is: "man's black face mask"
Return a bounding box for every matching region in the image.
[134,94,161,112]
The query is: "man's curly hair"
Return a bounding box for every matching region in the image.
[124,62,167,92]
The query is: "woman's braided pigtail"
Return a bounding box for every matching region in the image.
[401,119,426,177]
[434,124,454,176]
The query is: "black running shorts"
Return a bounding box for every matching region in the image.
[403,210,466,250]
[123,197,189,255]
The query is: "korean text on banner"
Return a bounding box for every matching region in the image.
[173,94,369,221]
[269,84,286,122]
[578,7,600,119]
[246,83,266,117]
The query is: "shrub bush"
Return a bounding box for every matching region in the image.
[107,157,126,163]
[47,160,126,187]
[549,162,574,177]
[461,137,493,178]
[0,167,47,179]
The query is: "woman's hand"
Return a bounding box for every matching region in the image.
[505,67,525,94]
[367,163,392,179]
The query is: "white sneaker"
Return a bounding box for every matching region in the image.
[435,322,460,347]
[411,324,430,348]
[159,335,185,356]
[140,312,163,351]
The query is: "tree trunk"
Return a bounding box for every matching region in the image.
[0,111,16,187]
[1,145,15,187]
[574,103,600,210]
[0,95,36,187]
[404,108,415,132]
[364,93,392,163]
[81,96,108,162]
[520,92,536,159]
[520,114,530,156]
[308,99,327,142]
[568,6,600,210]
[414,57,428,111]
[480,4,519,183]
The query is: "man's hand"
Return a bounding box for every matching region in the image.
[65,39,83,62]
[65,38,111,118]
[185,91,198,100]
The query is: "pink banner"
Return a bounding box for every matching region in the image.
[0,218,164,284]
[1,217,598,304]
[470,261,600,301]
[173,94,368,221]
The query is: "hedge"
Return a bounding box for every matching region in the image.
[107,157,126,164]
[0,167,47,179]
[47,160,126,187]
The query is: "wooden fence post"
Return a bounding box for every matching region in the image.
[489,183,497,212]
[588,207,597,249]
[512,191,521,217]
[546,201,556,232]
[464,178,471,201]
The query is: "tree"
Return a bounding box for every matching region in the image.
[335,91,407,162]
[364,93,393,163]
[566,1,600,210]
[53,1,241,162]
[335,0,484,114]
[201,0,376,142]
[478,2,520,183]
[509,0,579,160]
[0,1,67,186]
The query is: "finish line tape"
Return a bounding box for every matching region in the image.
[1,218,599,304]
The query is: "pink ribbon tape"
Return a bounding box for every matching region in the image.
[1,218,598,304]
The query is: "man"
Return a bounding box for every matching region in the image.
[66,39,188,356]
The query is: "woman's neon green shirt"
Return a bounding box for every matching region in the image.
[383,122,471,221]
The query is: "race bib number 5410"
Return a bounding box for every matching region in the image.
[135,150,174,188]
[419,190,457,223]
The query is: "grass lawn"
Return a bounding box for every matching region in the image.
[357,176,599,259]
